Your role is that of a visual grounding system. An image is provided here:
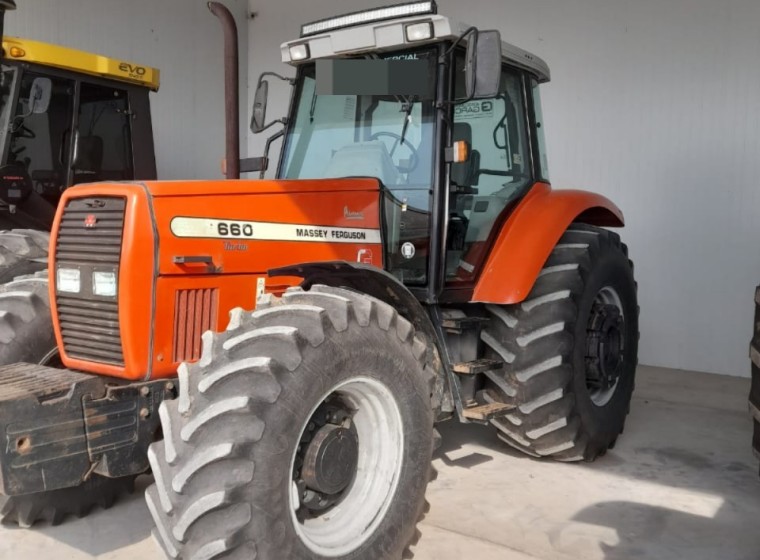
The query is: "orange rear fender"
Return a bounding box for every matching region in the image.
[472,182,624,304]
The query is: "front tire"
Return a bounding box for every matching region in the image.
[146,285,437,559]
[481,224,639,461]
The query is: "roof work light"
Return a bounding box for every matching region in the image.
[300,1,437,37]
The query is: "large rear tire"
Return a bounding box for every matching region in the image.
[0,270,137,527]
[0,229,49,284]
[481,224,639,461]
[749,285,760,469]
[146,285,437,560]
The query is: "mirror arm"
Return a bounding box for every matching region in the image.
[257,71,295,87]
[258,128,285,179]
[437,27,479,107]
[439,26,477,62]
[257,117,288,134]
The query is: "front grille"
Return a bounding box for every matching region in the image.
[55,197,126,366]
[56,199,125,265]
[173,288,218,363]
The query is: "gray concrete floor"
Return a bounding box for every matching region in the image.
[1,365,758,560]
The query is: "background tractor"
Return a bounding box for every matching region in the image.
[0,0,158,367]
[0,2,638,559]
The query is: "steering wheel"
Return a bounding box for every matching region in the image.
[370,131,419,174]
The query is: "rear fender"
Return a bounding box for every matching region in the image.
[473,183,624,304]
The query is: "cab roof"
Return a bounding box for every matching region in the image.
[2,37,160,91]
[281,6,550,83]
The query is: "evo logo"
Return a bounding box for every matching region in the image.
[118,62,147,80]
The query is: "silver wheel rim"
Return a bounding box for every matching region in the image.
[289,376,404,556]
[588,286,624,406]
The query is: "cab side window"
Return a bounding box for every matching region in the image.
[9,73,74,204]
[75,83,134,183]
[447,58,532,281]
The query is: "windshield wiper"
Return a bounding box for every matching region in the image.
[398,96,416,148]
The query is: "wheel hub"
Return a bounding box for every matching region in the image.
[293,399,358,513]
[302,424,358,495]
[585,302,624,393]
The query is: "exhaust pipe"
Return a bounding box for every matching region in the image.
[0,1,18,60]
[207,1,239,180]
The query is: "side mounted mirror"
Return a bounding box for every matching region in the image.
[251,79,268,133]
[465,30,502,100]
[28,77,52,114]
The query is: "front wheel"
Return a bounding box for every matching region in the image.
[146,285,437,559]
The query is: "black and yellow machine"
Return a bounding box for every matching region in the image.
[0,0,158,282]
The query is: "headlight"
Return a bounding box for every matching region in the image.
[57,267,81,294]
[92,271,117,297]
[405,22,433,42]
[289,44,310,61]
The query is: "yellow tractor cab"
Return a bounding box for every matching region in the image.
[0,36,159,231]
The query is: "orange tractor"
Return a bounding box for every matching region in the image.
[0,2,638,558]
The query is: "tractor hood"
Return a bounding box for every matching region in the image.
[49,178,386,380]
[143,177,383,276]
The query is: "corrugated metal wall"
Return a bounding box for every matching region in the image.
[248,0,760,378]
[7,0,249,180]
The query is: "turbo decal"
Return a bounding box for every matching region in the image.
[170,216,381,244]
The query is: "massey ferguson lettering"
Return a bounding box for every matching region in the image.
[296,228,367,240]
[170,217,381,244]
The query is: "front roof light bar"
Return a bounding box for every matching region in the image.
[300,1,437,37]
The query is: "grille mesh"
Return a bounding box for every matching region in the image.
[173,288,218,363]
[55,197,126,366]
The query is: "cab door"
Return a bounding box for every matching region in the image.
[445,59,534,286]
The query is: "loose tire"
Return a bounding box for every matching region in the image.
[481,224,638,461]
[0,229,49,284]
[0,270,136,526]
[749,285,760,467]
[146,285,437,560]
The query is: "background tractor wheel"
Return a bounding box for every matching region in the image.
[0,271,137,527]
[146,285,437,560]
[0,229,49,284]
[481,224,639,461]
[0,270,57,365]
[749,285,760,468]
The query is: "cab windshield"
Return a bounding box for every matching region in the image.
[280,50,437,212]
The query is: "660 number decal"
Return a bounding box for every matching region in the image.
[216,221,254,237]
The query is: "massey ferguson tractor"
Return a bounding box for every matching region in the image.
[0,2,638,559]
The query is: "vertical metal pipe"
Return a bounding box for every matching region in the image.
[207,1,240,180]
[0,1,18,59]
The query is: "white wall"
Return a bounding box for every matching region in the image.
[248,0,760,378]
[7,0,249,180]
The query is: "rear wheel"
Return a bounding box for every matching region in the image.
[146,285,437,560]
[481,224,638,461]
[0,271,136,527]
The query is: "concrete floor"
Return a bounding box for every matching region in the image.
[1,365,758,560]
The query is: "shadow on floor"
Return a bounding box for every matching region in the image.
[1,474,155,557]
[432,380,760,560]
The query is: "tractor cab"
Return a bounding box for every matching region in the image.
[0,37,158,230]
[254,0,551,301]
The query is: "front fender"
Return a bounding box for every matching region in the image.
[472,182,624,304]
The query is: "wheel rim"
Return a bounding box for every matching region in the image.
[289,376,404,557]
[585,286,625,406]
